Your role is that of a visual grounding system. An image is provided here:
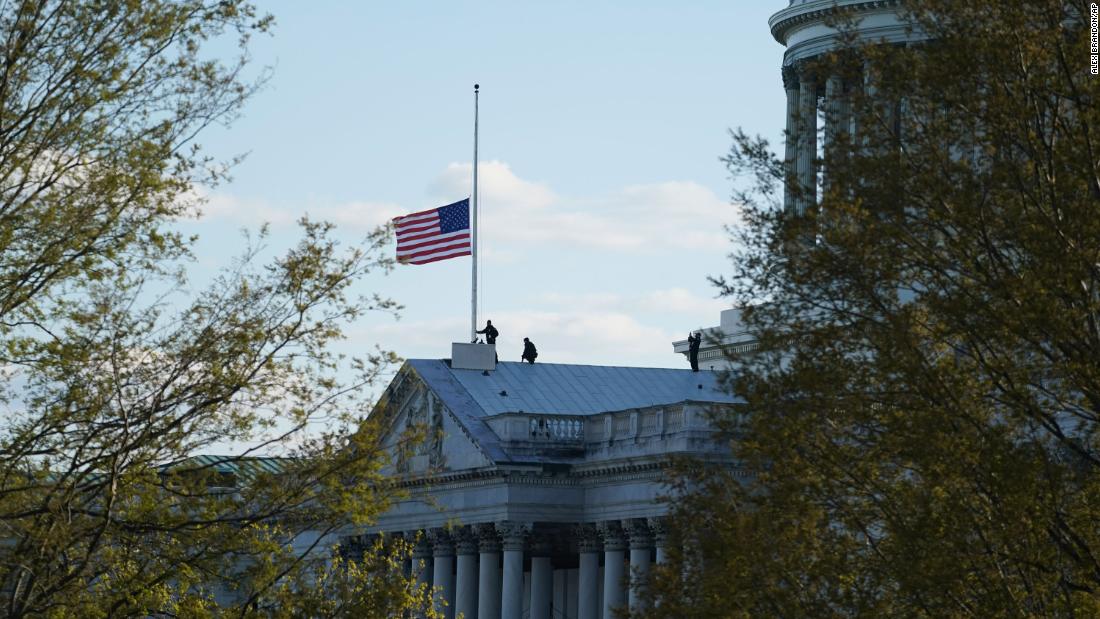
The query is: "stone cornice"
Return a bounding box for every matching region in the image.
[397,467,551,488]
[572,459,665,479]
[391,455,754,497]
[769,0,904,45]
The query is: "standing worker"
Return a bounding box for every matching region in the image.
[476,320,499,344]
[688,332,701,372]
[521,337,538,364]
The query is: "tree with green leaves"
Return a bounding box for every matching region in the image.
[0,1,434,616]
[640,0,1100,616]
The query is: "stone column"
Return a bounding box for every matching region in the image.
[838,77,851,144]
[477,524,502,619]
[898,94,911,147]
[430,530,456,619]
[529,534,553,619]
[395,532,412,579]
[413,533,433,590]
[575,525,601,619]
[846,63,862,155]
[455,527,479,619]
[824,73,846,196]
[648,518,669,565]
[897,43,914,147]
[782,64,801,214]
[849,76,860,144]
[824,74,843,149]
[625,519,653,612]
[796,66,818,216]
[599,521,627,618]
[863,63,896,152]
[498,522,529,619]
[862,62,877,152]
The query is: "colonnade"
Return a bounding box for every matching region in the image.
[782,57,910,215]
[404,519,667,619]
[782,60,873,215]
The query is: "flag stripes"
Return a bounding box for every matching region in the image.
[393,198,472,265]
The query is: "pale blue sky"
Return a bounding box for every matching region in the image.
[184,1,788,371]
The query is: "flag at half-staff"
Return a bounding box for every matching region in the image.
[394,84,482,346]
[392,198,471,265]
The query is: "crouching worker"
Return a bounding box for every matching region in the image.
[521,337,538,364]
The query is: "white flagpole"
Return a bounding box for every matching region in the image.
[471,83,479,343]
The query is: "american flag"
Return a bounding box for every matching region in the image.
[392,198,472,265]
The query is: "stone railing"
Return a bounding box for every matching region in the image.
[485,402,740,462]
[527,415,583,442]
[584,405,704,444]
[485,413,584,445]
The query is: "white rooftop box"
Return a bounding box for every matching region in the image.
[451,342,496,371]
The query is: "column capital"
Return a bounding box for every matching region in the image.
[797,61,817,84]
[597,521,627,552]
[476,522,501,553]
[574,523,602,554]
[454,525,479,556]
[338,534,369,560]
[624,518,654,550]
[529,531,555,557]
[646,517,669,545]
[410,531,433,560]
[428,529,455,557]
[782,64,800,90]
[497,521,531,551]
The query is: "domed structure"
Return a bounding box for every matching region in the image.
[769,0,930,214]
[672,2,938,368]
[770,0,921,64]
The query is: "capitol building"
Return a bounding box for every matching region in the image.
[352,2,930,618]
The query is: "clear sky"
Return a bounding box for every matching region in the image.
[182,1,789,376]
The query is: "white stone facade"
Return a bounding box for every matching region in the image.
[353,360,743,618]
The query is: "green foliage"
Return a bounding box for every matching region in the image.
[264,537,442,619]
[644,0,1100,616]
[0,1,419,616]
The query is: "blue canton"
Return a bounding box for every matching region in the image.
[437,198,470,233]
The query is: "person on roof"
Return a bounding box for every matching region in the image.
[521,337,538,364]
[688,331,701,372]
[475,320,499,344]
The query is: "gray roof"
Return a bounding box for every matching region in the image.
[410,360,738,417]
[405,359,740,464]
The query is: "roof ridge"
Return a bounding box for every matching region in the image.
[413,358,704,372]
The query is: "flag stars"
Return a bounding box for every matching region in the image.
[438,199,470,234]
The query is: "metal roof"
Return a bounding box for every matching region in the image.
[408,359,739,418]
[163,454,291,486]
[394,359,743,466]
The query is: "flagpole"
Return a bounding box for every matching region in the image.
[471,83,479,344]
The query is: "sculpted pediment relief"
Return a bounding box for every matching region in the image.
[376,365,491,477]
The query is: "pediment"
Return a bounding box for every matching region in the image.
[375,364,492,477]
